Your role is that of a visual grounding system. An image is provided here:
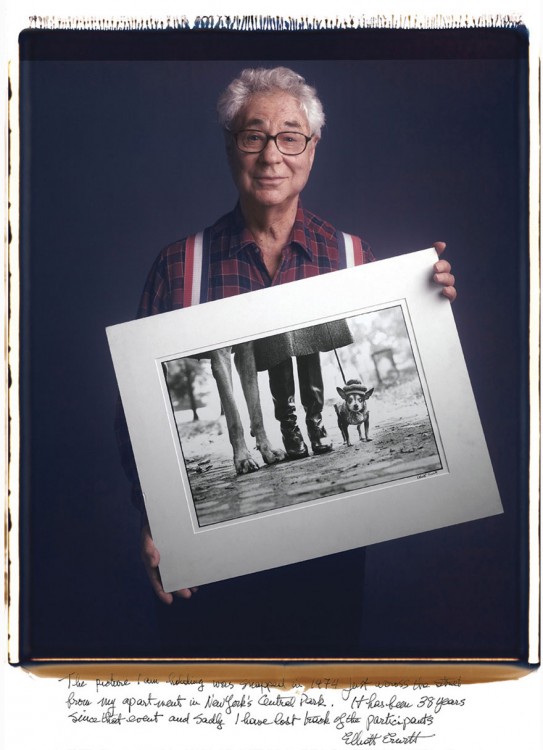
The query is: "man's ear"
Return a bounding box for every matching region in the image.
[308,135,319,169]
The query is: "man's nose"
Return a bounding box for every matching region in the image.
[258,137,283,162]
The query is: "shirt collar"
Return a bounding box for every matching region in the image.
[225,201,314,261]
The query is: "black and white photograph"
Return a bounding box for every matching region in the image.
[163,305,444,528]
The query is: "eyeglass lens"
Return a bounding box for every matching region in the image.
[236,130,309,155]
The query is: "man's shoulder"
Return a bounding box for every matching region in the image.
[302,207,371,252]
[302,207,338,241]
[158,237,187,256]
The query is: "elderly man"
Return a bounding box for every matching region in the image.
[119,66,455,656]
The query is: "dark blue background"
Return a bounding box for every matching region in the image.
[19,29,529,659]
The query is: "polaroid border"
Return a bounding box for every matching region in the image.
[107,248,503,594]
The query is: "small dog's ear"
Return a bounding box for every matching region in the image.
[366,388,374,399]
[337,387,346,400]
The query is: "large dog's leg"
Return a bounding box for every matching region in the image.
[210,347,260,474]
[234,343,286,466]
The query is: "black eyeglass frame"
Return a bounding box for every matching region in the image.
[231,129,313,155]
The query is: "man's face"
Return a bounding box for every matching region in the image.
[227,91,318,214]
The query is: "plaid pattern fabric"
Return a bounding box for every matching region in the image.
[115,202,374,509]
[137,203,374,316]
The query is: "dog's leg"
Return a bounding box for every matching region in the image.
[335,405,348,445]
[210,347,260,474]
[363,412,372,442]
[234,343,286,466]
[342,416,352,447]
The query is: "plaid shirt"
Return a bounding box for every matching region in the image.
[116,202,374,510]
[137,202,374,315]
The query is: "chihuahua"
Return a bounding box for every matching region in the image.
[335,379,374,447]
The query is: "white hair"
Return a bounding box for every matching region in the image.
[217,67,325,138]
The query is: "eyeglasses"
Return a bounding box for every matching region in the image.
[233,129,313,156]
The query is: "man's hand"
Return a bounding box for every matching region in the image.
[432,242,456,302]
[141,524,198,604]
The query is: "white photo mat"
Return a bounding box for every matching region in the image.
[106,248,503,593]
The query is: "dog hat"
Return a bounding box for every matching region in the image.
[342,379,368,396]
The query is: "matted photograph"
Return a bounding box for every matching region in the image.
[163,304,445,528]
[107,249,503,594]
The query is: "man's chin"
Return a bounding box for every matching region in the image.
[251,191,292,208]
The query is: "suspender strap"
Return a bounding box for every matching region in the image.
[183,229,211,307]
[336,230,365,269]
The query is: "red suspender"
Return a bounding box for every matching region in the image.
[183,231,205,307]
[339,231,365,268]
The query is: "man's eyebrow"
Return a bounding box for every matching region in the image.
[244,117,304,129]
[283,119,304,129]
[243,117,265,127]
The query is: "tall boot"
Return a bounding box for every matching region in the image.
[268,358,309,459]
[297,353,333,454]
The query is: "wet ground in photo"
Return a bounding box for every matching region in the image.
[178,376,443,527]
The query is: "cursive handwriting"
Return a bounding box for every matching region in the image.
[57,672,468,745]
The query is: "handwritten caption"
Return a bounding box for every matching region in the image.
[58,672,467,745]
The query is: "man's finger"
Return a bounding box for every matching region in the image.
[433,271,455,288]
[173,588,197,600]
[433,259,451,274]
[148,567,174,605]
[440,285,457,302]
